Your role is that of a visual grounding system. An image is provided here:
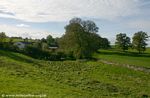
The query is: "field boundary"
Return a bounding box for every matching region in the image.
[98,59,150,73]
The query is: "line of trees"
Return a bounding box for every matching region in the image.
[0,18,149,60]
[0,18,110,60]
[115,31,149,53]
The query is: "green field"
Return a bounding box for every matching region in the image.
[94,48,150,69]
[0,50,149,98]
[5,38,35,42]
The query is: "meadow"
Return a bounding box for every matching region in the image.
[5,38,35,43]
[94,48,150,69]
[0,49,149,98]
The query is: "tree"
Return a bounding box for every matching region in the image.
[69,17,82,24]
[41,38,47,43]
[69,17,99,33]
[132,31,149,53]
[24,37,28,42]
[115,33,131,51]
[59,18,101,59]
[82,20,99,33]
[100,38,110,49]
[60,23,85,59]
[46,35,55,46]
[0,32,7,42]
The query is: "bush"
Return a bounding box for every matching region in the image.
[0,42,19,52]
[24,45,64,61]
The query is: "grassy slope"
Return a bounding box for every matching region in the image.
[94,48,150,68]
[0,50,149,98]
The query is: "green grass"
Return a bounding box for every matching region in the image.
[94,48,150,69]
[5,38,35,42]
[0,50,150,98]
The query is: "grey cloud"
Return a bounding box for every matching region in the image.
[0,10,15,16]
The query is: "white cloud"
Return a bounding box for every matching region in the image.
[0,0,139,22]
[16,24,30,28]
[127,20,150,31]
[0,24,61,39]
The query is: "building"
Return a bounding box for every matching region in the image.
[14,42,32,49]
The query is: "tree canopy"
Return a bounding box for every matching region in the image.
[59,18,102,59]
[115,33,131,51]
[46,35,55,46]
[69,18,99,33]
[132,31,149,53]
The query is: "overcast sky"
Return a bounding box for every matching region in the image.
[0,0,150,45]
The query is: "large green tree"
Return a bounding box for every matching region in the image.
[59,18,101,59]
[132,31,149,53]
[115,33,131,51]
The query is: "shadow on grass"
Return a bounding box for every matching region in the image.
[97,50,150,58]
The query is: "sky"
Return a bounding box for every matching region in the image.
[0,0,150,45]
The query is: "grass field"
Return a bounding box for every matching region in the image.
[0,50,149,98]
[94,48,150,69]
[5,38,35,42]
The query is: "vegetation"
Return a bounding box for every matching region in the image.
[132,31,149,53]
[0,32,7,42]
[94,48,150,68]
[115,33,131,51]
[0,50,149,98]
[59,18,110,59]
[0,18,149,97]
[99,38,110,49]
[46,35,56,46]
